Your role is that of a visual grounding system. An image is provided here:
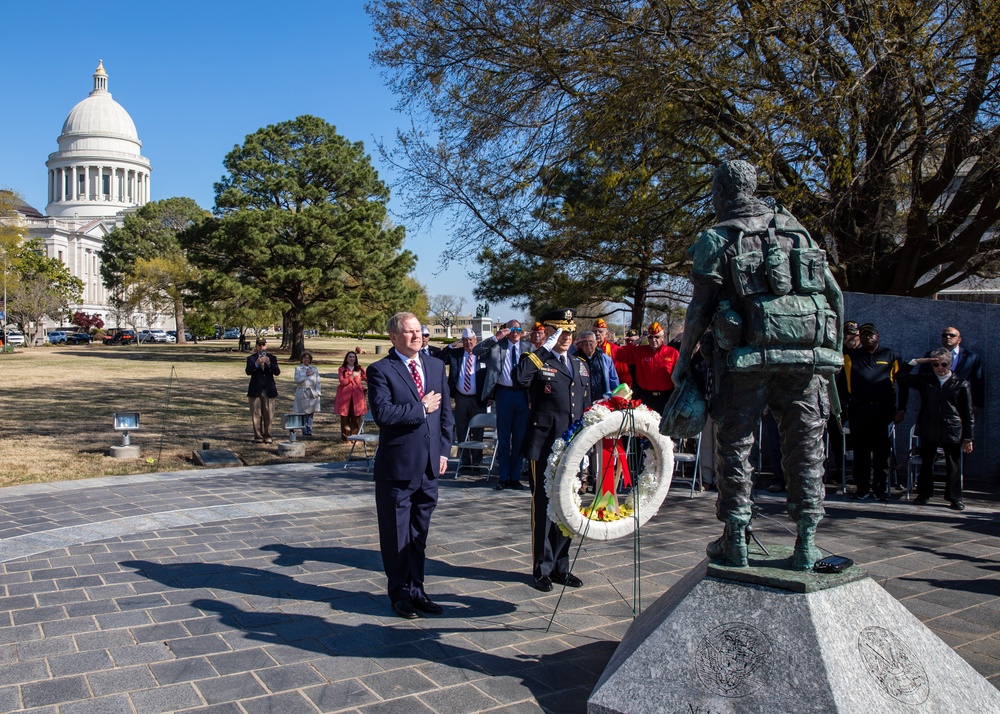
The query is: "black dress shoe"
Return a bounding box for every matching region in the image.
[534,576,553,592]
[507,481,524,490]
[913,497,929,506]
[412,595,443,615]
[950,501,965,511]
[551,572,583,588]
[391,599,418,619]
[494,482,507,491]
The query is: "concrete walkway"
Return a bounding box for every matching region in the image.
[0,462,997,713]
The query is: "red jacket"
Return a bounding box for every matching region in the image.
[616,342,679,391]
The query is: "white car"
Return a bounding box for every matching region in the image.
[4,331,26,346]
[148,329,172,343]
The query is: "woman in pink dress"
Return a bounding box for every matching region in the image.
[335,351,367,440]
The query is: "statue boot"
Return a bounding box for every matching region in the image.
[791,517,823,571]
[706,518,748,567]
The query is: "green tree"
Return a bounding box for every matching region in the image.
[100,197,208,341]
[5,238,84,343]
[186,115,416,360]
[369,0,1000,297]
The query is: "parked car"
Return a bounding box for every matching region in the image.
[48,331,68,344]
[223,328,240,339]
[167,330,193,342]
[66,332,93,345]
[102,329,136,346]
[137,330,153,343]
[4,330,26,347]
[147,329,171,343]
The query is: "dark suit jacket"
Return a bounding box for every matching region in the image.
[367,349,454,481]
[921,346,984,408]
[440,345,488,407]
[245,353,280,398]
[514,348,592,461]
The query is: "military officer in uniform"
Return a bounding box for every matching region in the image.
[514,308,592,592]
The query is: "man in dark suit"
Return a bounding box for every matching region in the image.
[474,319,535,490]
[514,309,592,592]
[440,328,488,467]
[367,312,455,619]
[421,325,443,359]
[921,326,984,410]
[245,337,280,444]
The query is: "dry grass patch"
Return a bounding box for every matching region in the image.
[0,338,392,487]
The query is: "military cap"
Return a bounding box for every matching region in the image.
[255,337,267,346]
[461,327,476,339]
[859,323,877,335]
[421,325,430,336]
[647,321,664,336]
[844,320,859,335]
[626,328,639,338]
[531,322,544,331]
[592,318,608,329]
[539,308,577,331]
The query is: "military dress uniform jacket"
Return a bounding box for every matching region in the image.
[513,348,592,461]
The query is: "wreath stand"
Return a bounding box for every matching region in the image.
[543,402,674,631]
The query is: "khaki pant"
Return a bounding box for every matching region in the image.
[249,395,275,441]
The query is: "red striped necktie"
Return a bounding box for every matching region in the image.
[408,359,424,399]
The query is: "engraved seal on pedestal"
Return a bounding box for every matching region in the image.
[696,623,773,697]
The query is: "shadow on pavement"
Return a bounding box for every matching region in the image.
[189,598,615,714]
[259,543,529,585]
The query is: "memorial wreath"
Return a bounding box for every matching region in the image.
[545,386,675,541]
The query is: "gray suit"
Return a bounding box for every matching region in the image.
[473,335,535,402]
[473,334,536,484]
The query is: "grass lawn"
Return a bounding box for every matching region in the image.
[0,336,394,487]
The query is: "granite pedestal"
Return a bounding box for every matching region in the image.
[589,546,1000,713]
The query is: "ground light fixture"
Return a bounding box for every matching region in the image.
[278,413,308,457]
[111,412,141,458]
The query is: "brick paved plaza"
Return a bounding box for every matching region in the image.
[0,463,997,713]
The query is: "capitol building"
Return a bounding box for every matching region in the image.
[10,61,152,326]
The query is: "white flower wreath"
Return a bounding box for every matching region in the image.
[545,401,675,541]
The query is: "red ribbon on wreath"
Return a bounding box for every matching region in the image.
[600,437,632,495]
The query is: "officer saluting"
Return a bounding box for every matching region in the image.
[514,308,592,592]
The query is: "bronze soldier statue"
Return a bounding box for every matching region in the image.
[670,160,843,570]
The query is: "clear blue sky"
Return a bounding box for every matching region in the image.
[0,1,518,322]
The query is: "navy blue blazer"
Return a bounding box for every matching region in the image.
[367,349,454,481]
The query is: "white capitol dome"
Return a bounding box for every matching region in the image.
[45,61,151,219]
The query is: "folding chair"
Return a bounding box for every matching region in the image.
[343,414,379,470]
[671,433,703,498]
[453,412,498,479]
[905,425,963,500]
[841,425,853,494]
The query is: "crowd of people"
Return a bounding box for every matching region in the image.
[241,297,984,614]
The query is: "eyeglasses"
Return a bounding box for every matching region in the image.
[933,362,951,368]
[509,327,522,333]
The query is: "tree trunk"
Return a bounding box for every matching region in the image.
[631,269,649,331]
[173,296,186,344]
[289,315,305,362]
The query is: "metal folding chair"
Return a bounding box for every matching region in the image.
[453,411,498,478]
[671,433,703,498]
[905,425,963,500]
[343,414,379,470]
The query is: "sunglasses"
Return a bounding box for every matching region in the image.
[509,327,522,333]
[942,333,958,338]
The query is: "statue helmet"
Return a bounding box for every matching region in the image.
[659,378,708,439]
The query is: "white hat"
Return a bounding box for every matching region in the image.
[461,327,476,339]
[421,325,430,336]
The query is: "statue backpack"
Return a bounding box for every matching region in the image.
[712,207,842,374]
